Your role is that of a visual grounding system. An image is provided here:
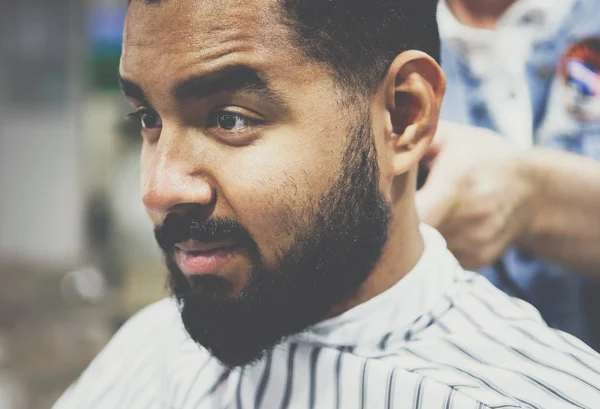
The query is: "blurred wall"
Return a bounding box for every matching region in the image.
[0,0,85,267]
[0,1,92,408]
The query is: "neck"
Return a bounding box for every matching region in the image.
[328,194,424,318]
[446,0,518,29]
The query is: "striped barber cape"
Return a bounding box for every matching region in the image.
[53,226,600,409]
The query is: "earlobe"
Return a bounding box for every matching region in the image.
[384,51,446,175]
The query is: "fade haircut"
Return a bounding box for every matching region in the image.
[128,0,440,94]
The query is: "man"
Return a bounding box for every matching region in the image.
[54,0,600,407]
[418,0,600,349]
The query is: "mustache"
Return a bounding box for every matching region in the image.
[154,212,252,252]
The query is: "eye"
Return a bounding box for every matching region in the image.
[213,111,259,131]
[127,108,162,130]
[140,109,162,129]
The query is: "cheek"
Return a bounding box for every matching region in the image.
[218,134,340,264]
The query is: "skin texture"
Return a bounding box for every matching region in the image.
[120,0,445,365]
[516,148,600,276]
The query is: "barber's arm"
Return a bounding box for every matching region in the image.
[418,121,600,276]
[516,147,600,275]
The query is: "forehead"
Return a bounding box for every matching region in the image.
[121,0,312,90]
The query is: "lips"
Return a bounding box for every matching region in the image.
[174,239,238,276]
[175,238,237,253]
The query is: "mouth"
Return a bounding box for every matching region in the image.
[174,238,238,276]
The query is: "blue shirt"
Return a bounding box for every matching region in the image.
[439,0,600,349]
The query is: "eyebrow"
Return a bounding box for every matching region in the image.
[173,65,286,106]
[119,65,287,109]
[119,77,148,103]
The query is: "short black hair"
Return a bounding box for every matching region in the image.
[128,0,440,95]
[281,0,440,94]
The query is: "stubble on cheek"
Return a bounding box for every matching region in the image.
[233,169,335,271]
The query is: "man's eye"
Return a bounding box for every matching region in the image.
[214,112,257,131]
[127,109,162,130]
[140,110,162,129]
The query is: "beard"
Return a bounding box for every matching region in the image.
[155,114,391,368]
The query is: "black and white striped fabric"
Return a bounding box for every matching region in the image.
[53,226,600,409]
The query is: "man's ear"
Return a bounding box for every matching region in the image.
[383,51,446,176]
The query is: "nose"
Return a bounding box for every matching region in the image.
[141,138,214,216]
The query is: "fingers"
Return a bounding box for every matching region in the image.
[447,234,507,270]
[420,138,442,166]
[415,158,458,227]
[415,120,463,227]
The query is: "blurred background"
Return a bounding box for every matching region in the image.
[0,0,166,407]
[1,0,600,408]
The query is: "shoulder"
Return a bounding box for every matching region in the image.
[119,297,182,335]
[52,298,187,409]
[93,297,185,368]
[98,298,183,358]
[405,273,600,408]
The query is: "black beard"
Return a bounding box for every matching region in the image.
[156,115,391,368]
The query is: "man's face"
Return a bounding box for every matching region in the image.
[120,0,391,366]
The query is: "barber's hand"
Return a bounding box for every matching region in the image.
[416,121,536,270]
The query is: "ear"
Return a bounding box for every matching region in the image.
[382,51,446,176]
